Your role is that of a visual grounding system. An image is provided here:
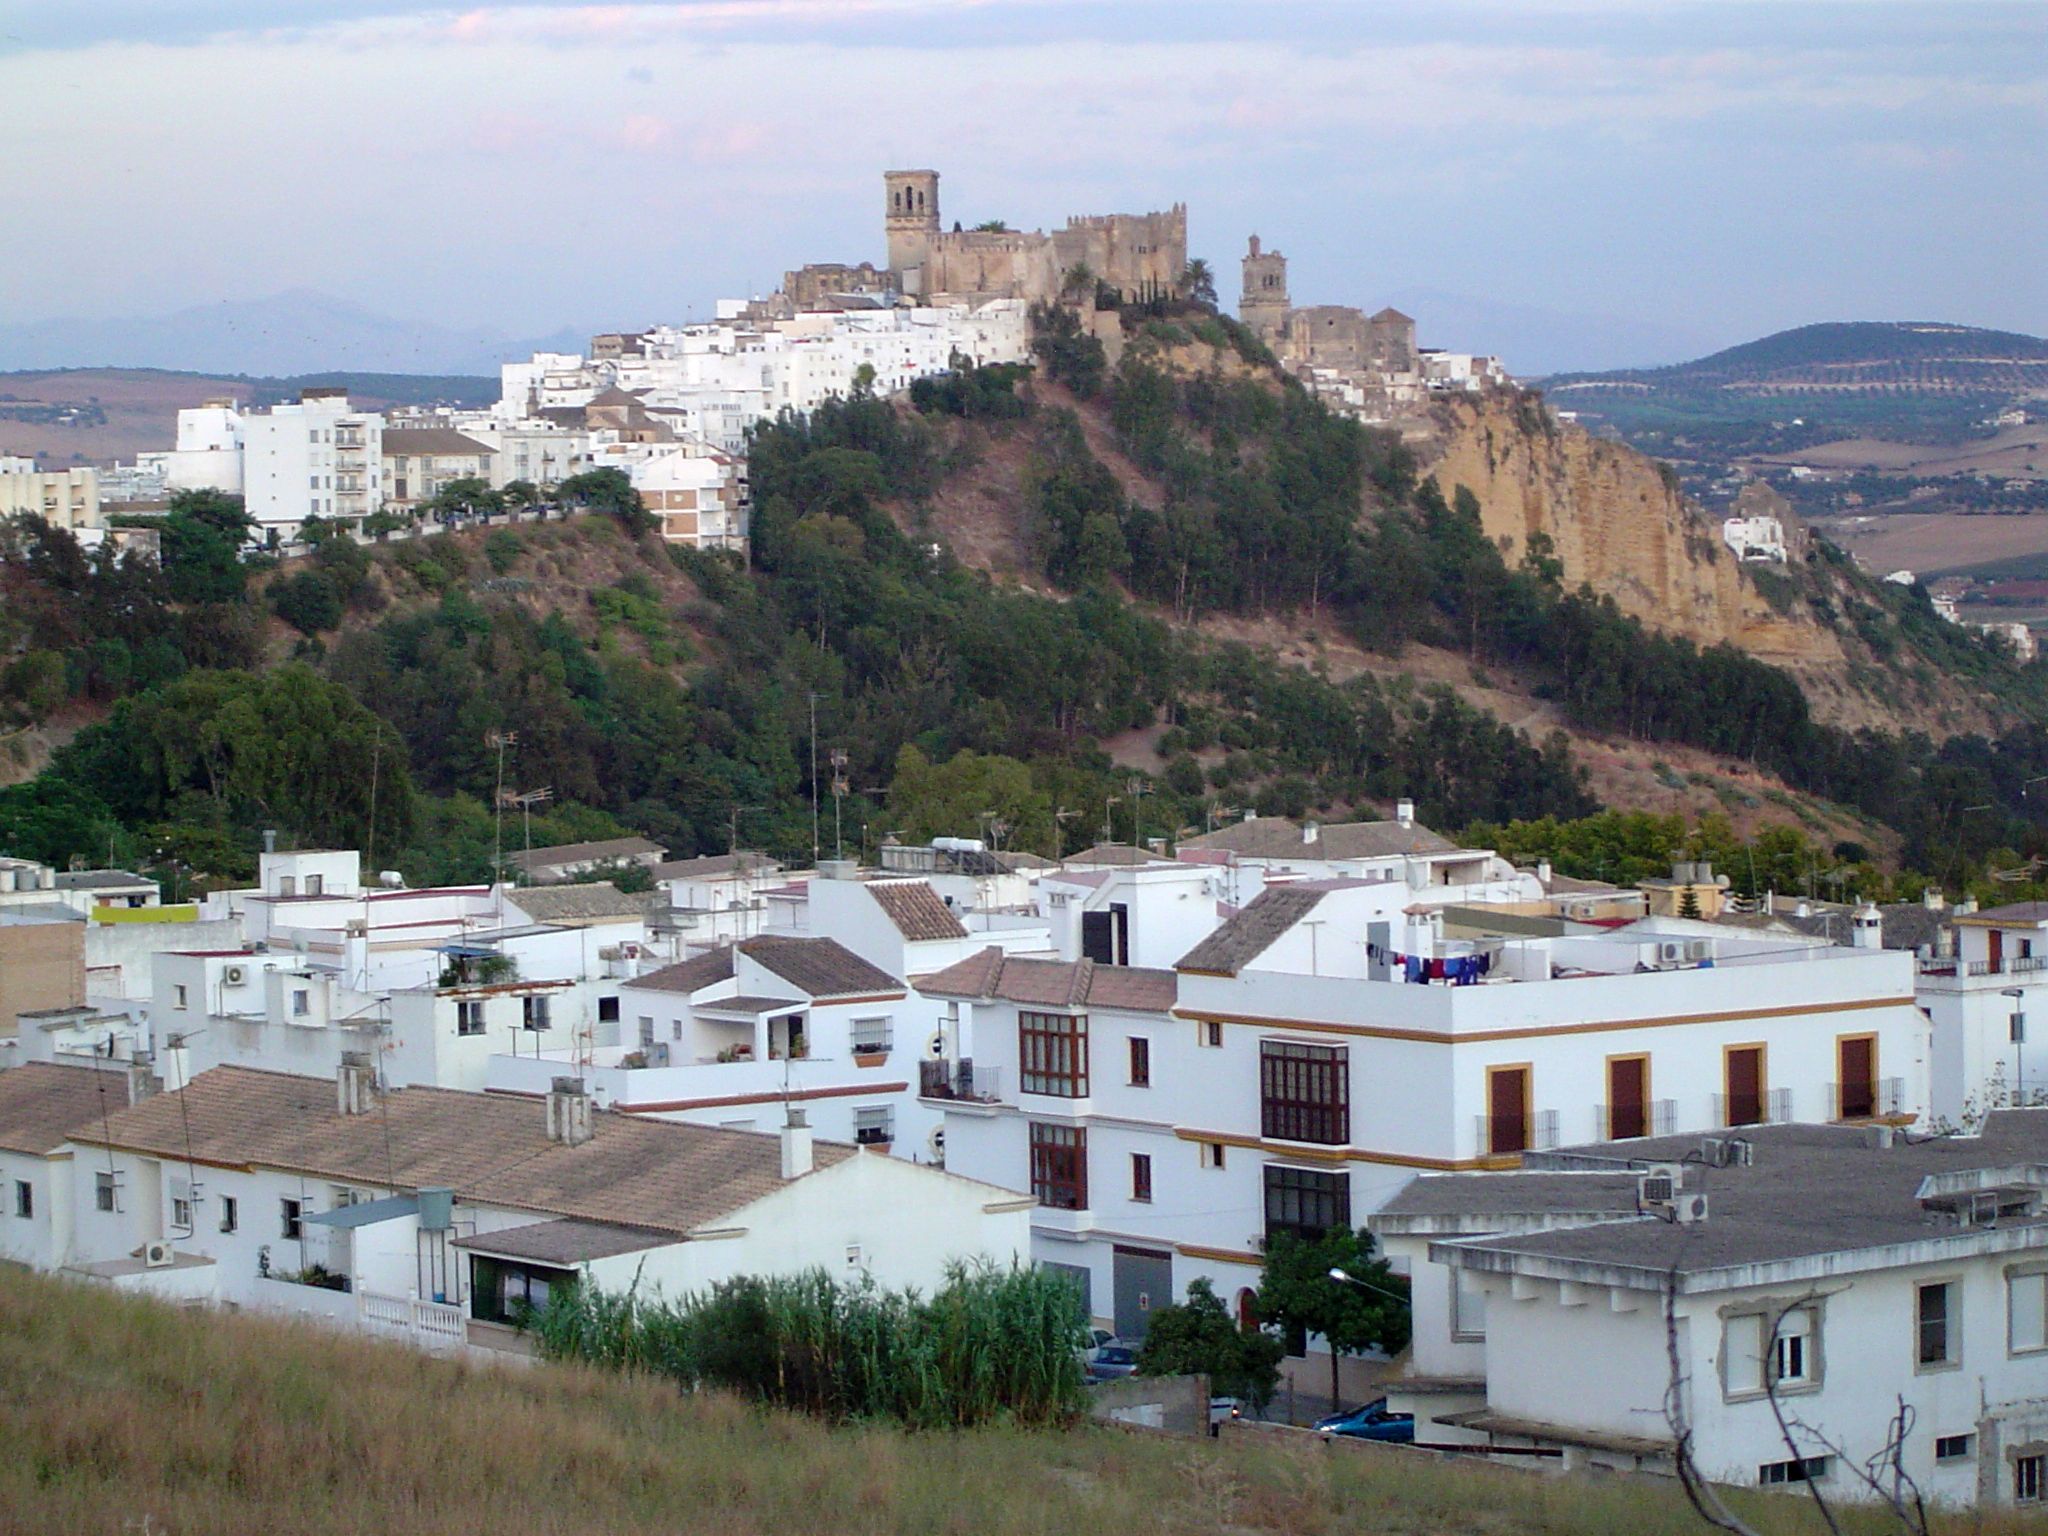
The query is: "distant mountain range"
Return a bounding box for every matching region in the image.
[0,290,590,378]
[1541,321,2048,453]
[1385,287,1725,375]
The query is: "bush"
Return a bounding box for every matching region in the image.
[530,1261,1088,1429]
[270,570,343,636]
[484,530,524,575]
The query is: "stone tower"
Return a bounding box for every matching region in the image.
[1239,234,1290,344]
[884,169,941,293]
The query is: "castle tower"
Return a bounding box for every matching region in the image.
[884,169,941,294]
[1239,234,1289,343]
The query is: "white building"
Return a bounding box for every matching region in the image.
[0,462,99,531]
[240,391,383,533]
[382,427,495,513]
[584,437,748,550]
[141,401,245,495]
[40,1063,1032,1355]
[1722,514,1788,563]
[487,934,931,1155]
[1920,902,2048,1128]
[935,875,1929,1359]
[1378,1113,2048,1508]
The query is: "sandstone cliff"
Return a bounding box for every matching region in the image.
[1418,393,1986,735]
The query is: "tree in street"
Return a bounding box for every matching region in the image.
[1257,1228,1410,1410]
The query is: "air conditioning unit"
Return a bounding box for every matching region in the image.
[1727,1137,1754,1168]
[1672,1192,1710,1224]
[1637,1172,1675,1208]
[1701,1136,1729,1168]
[1685,940,1712,961]
[143,1240,174,1269]
[1656,942,1685,965]
[221,965,247,986]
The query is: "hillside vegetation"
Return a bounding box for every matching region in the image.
[8,310,2048,905]
[0,1265,2029,1536]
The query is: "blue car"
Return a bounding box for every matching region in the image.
[1085,1345,1140,1382]
[1313,1397,1415,1442]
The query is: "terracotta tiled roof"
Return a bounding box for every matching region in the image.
[868,881,967,942]
[1176,886,1327,975]
[71,1066,853,1237]
[502,882,656,923]
[381,427,495,459]
[626,946,736,994]
[1065,843,1170,867]
[507,837,665,873]
[916,947,1175,1013]
[453,1219,669,1264]
[0,1062,125,1157]
[739,937,901,998]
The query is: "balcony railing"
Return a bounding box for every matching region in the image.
[1474,1109,1560,1158]
[919,1058,1003,1103]
[1921,954,2048,979]
[1594,1099,1678,1141]
[1827,1076,1906,1120]
[1713,1087,1795,1128]
[359,1289,466,1351]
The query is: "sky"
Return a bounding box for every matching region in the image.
[2,0,2044,372]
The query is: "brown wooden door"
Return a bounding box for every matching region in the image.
[1608,1057,1648,1140]
[1838,1037,1876,1119]
[1726,1047,1764,1127]
[1991,929,2006,974]
[1488,1067,1529,1154]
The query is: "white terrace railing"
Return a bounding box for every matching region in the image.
[358,1289,467,1351]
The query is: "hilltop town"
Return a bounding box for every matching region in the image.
[7,161,2048,1524]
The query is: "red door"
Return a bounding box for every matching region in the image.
[1991,929,2006,974]
[1726,1047,1764,1127]
[1839,1037,1876,1119]
[1489,1068,1529,1154]
[1608,1057,1648,1140]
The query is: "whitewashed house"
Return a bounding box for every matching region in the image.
[47,1063,1032,1354]
[0,1062,126,1273]
[1380,1114,2048,1508]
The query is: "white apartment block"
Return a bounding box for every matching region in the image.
[0,462,99,530]
[140,401,246,495]
[240,391,383,533]
[1376,1114,2048,1508]
[933,873,1929,1351]
[584,437,749,550]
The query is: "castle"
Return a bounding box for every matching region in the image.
[777,171,1187,313]
[1237,234,1418,376]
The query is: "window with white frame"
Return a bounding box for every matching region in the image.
[1759,1456,1830,1486]
[281,1196,303,1239]
[523,994,552,1031]
[13,1179,31,1218]
[853,1106,894,1146]
[1724,1306,1820,1397]
[2011,1270,2048,1354]
[174,985,189,1010]
[95,1171,117,1213]
[2019,1453,2046,1505]
[172,1196,192,1230]
[457,1000,485,1036]
[851,1016,893,1054]
[292,989,310,1017]
[219,1195,238,1233]
[1934,1433,1975,1463]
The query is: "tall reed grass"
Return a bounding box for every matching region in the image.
[526,1260,1090,1428]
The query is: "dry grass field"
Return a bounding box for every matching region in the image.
[1813,512,2048,580]
[1,1266,2043,1536]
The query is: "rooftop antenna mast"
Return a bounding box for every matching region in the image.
[503,786,554,882]
[808,692,822,866]
[486,729,517,921]
[829,750,850,861]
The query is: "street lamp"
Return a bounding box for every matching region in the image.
[1328,1267,1408,1303]
[2005,986,2028,1106]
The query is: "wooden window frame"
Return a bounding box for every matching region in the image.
[1128,1036,1151,1088]
[1020,1011,1089,1098]
[1029,1122,1088,1210]
[1261,1040,1350,1145]
[1263,1164,1351,1245]
[1131,1152,1153,1203]
[1605,1052,1651,1141]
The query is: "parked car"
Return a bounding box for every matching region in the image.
[1312,1397,1415,1443]
[1208,1396,1244,1431]
[1085,1345,1140,1382]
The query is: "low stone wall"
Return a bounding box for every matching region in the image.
[1086,1373,1210,1438]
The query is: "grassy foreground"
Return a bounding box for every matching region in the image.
[0,1266,2040,1536]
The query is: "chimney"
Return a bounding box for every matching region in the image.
[780,1107,814,1179]
[263,829,277,854]
[337,1052,375,1115]
[125,1062,158,1106]
[1851,901,1883,950]
[818,859,858,881]
[1302,820,1320,846]
[1923,888,1946,912]
[546,1076,593,1147]
[1537,859,1552,886]
[1395,799,1415,829]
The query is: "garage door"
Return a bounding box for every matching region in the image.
[1112,1245,1173,1340]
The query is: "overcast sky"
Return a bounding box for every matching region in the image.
[3,0,2043,369]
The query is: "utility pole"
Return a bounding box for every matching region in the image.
[486,730,516,917]
[829,750,850,861]
[1128,777,1149,852]
[808,692,821,865]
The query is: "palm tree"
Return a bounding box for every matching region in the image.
[1181,257,1217,310]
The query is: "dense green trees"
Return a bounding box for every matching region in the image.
[1257,1229,1410,1409]
[160,489,256,604]
[1134,1278,1283,1408]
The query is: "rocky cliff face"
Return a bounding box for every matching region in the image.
[1417,393,1963,733]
